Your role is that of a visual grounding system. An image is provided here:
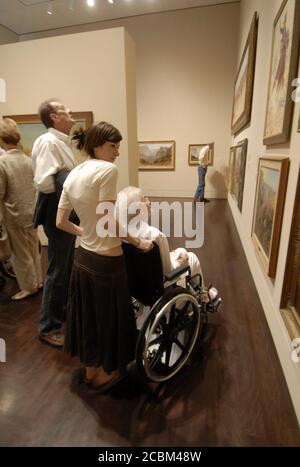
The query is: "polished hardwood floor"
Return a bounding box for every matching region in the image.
[0,199,299,447]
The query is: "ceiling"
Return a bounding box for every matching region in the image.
[0,0,239,35]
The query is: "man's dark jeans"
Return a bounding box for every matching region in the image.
[39,224,75,336]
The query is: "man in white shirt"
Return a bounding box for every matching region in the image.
[32,99,76,347]
[194,144,210,203]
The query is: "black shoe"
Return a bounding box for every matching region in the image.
[198,198,210,203]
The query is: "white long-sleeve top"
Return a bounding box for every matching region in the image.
[31,128,76,193]
[198,145,210,166]
[136,221,201,278]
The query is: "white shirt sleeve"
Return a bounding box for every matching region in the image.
[98,165,118,201]
[58,188,73,210]
[32,140,61,193]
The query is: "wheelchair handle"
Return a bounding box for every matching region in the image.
[164,264,191,282]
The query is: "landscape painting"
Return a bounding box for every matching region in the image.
[188,143,214,166]
[252,157,289,277]
[139,141,175,170]
[231,139,248,211]
[231,12,258,135]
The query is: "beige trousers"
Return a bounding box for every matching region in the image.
[7,226,43,292]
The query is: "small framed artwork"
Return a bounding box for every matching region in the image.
[228,146,236,193]
[4,112,94,163]
[251,156,289,277]
[188,143,214,166]
[138,141,175,170]
[298,111,300,132]
[231,139,248,211]
[263,0,300,144]
[231,12,258,135]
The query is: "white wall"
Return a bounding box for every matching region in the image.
[228,0,300,424]
[20,4,240,198]
[0,27,137,190]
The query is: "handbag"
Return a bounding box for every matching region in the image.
[0,225,11,261]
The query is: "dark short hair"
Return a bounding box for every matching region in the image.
[38,99,58,128]
[73,121,122,158]
[0,118,21,145]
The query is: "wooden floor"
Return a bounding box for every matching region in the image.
[0,199,299,447]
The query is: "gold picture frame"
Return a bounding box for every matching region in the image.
[251,156,289,277]
[231,139,248,212]
[188,143,214,166]
[231,12,258,135]
[138,140,175,170]
[263,0,300,144]
[4,112,94,162]
[228,146,236,192]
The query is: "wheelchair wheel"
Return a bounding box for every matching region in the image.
[0,259,16,279]
[135,286,201,382]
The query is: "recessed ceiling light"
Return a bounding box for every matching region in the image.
[87,0,95,7]
[108,0,114,4]
[47,1,53,15]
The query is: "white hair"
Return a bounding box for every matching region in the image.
[115,186,144,220]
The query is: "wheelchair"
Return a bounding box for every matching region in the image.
[122,242,221,384]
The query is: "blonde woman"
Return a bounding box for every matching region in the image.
[0,118,42,300]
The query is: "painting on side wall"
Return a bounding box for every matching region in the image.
[188,143,214,166]
[231,139,248,211]
[138,141,175,170]
[280,165,300,321]
[231,12,258,135]
[251,157,289,278]
[263,0,300,145]
[298,110,300,132]
[4,112,94,163]
[228,146,236,193]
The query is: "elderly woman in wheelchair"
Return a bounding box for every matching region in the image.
[116,187,221,384]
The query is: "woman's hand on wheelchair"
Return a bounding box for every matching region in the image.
[137,238,153,252]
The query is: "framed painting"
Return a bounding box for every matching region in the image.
[263,0,300,144]
[251,156,289,278]
[231,139,248,211]
[231,12,258,135]
[188,143,214,166]
[228,146,236,193]
[139,140,175,170]
[4,112,94,163]
[298,111,300,132]
[281,166,300,323]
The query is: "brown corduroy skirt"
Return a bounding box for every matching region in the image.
[64,246,137,373]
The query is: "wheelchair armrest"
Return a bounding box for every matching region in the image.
[164,264,190,282]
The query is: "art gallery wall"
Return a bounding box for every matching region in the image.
[0,27,138,191]
[19,3,240,198]
[228,0,300,424]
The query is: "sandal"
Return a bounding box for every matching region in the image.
[89,374,124,394]
[75,367,93,385]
